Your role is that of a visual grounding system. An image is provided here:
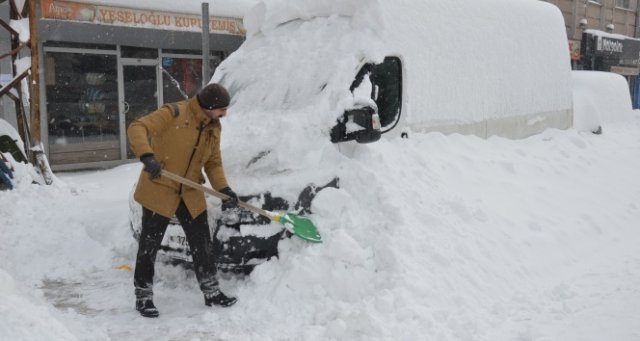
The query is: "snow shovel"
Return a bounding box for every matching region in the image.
[160,170,322,243]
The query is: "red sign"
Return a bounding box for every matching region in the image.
[569,40,581,61]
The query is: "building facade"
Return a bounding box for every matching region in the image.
[545,0,639,60]
[2,0,246,171]
[544,0,640,107]
[3,1,640,171]
[546,1,638,40]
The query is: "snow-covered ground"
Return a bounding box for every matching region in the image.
[2,113,640,340]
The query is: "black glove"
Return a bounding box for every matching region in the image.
[219,186,239,210]
[140,154,162,179]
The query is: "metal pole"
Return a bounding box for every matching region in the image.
[202,2,211,87]
[571,0,578,40]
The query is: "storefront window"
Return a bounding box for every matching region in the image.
[161,53,224,103]
[162,57,203,102]
[123,64,158,158]
[45,52,120,165]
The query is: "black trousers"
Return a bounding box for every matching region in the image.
[134,201,218,299]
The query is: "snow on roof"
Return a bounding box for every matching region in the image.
[244,0,383,36]
[215,0,573,169]
[0,119,21,144]
[584,29,640,41]
[0,119,26,158]
[213,1,386,175]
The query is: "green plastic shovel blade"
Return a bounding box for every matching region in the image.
[279,213,322,243]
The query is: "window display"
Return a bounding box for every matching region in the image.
[46,52,120,164]
[161,54,223,103]
[123,64,159,158]
[162,57,203,102]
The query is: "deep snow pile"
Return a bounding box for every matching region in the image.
[213,4,385,179]
[2,116,640,340]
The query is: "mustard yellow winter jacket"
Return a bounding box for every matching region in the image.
[128,97,229,218]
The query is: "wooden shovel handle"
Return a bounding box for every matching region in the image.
[160,170,274,219]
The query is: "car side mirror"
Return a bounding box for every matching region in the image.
[330,106,382,144]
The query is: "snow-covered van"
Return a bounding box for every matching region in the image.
[130,0,574,270]
[216,0,573,145]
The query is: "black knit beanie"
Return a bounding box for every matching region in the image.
[197,83,230,110]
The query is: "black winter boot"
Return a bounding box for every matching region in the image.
[204,290,237,307]
[136,298,159,318]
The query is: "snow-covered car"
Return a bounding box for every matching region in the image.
[572,70,636,134]
[0,119,28,164]
[129,178,338,273]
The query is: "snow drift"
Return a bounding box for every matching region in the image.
[2,115,640,340]
[572,70,635,132]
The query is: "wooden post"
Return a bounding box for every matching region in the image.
[27,0,53,184]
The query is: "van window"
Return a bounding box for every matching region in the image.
[351,57,402,132]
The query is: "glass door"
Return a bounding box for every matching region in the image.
[121,61,160,158]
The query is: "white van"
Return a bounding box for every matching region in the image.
[216,0,573,145]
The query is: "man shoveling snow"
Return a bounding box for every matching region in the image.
[127,83,239,317]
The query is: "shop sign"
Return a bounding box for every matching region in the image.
[41,0,245,36]
[585,31,640,68]
[596,36,623,54]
